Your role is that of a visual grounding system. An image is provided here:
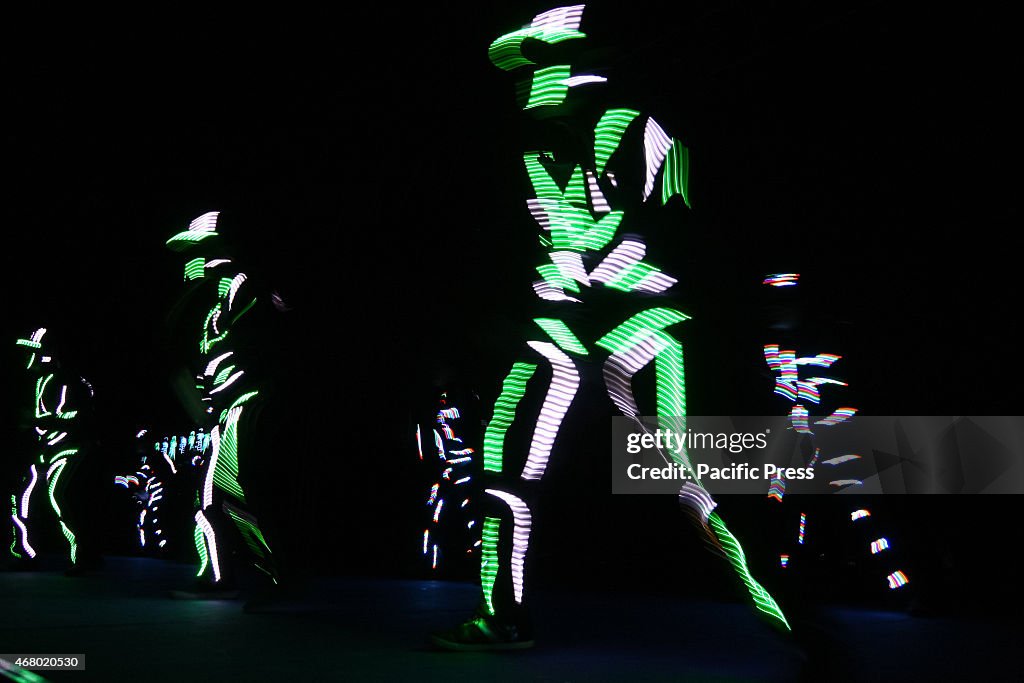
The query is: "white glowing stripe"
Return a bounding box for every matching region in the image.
[423,529,430,554]
[562,75,607,87]
[189,211,219,234]
[56,384,68,414]
[31,328,47,343]
[12,515,36,558]
[211,308,222,335]
[602,334,671,418]
[632,271,677,294]
[41,356,51,363]
[433,498,445,522]
[433,429,445,458]
[204,351,234,377]
[205,259,231,269]
[590,240,646,283]
[522,342,579,480]
[585,170,610,213]
[209,371,244,395]
[829,479,863,488]
[35,427,46,436]
[485,489,533,604]
[822,454,862,465]
[136,429,147,438]
[227,273,247,310]
[643,117,672,202]
[203,427,220,509]
[415,425,423,460]
[807,377,848,387]
[47,432,67,446]
[163,452,178,475]
[194,511,222,582]
[21,465,38,518]
[527,199,553,231]
[678,482,717,523]
[138,518,146,547]
[531,4,584,30]
[533,279,581,303]
[550,251,591,287]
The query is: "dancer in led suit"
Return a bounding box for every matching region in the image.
[166,212,278,594]
[432,5,787,650]
[9,328,92,568]
[115,429,210,554]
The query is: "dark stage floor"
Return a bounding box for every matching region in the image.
[1,557,1018,682]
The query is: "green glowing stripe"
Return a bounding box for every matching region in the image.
[213,414,246,501]
[218,277,232,298]
[525,65,570,109]
[536,263,580,292]
[47,460,67,518]
[548,204,623,252]
[565,165,587,206]
[57,411,78,420]
[708,512,790,630]
[229,296,257,325]
[534,318,589,355]
[488,27,586,71]
[26,353,36,369]
[539,234,553,248]
[221,391,259,422]
[16,338,42,349]
[654,333,688,468]
[225,507,272,559]
[480,517,501,616]
[483,363,537,473]
[214,365,236,386]
[524,153,563,199]
[59,521,77,564]
[184,258,206,281]
[167,230,216,246]
[50,448,78,463]
[604,262,658,292]
[194,523,209,577]
[594,109,640,175]
[662,139,691,208]
[9,495,22,559]
[596,308,690,354]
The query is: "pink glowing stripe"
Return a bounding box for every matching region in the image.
[531,4,585,30]
[822,454,862,466]
[586,170,610,213]
[678,482,717,523]
[485,488,532,604]
[202,427,220,508]
[590,240,645,284]
[643,117,672,202]
[20,465,38,518]
[763,273,799,287]
[195,510,221,582]
[522,341,580,480]
[816,407,857,426]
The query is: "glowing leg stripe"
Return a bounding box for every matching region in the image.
[12,515,35,558]
[480,517,501,616]
[485,489,532,605]
[20,465,38,518]
[202,426,220,509]
[193,522,209,577]
[194,511,221,582]
[483,363,538,473]
[59,521,77,564]
[45,459,67,518]
[708,513,790,630]
[522,342,579,480]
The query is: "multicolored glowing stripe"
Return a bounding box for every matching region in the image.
[763,273,799,287]
[887,570,910,589]
[851,509,871,521]
[816,407,858,426]
[780,554,790,568]
[767,477,785,502]
[870,538,890,554]
[798,512,806,544]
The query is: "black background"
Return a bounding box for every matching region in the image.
[2,2,1019,603]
